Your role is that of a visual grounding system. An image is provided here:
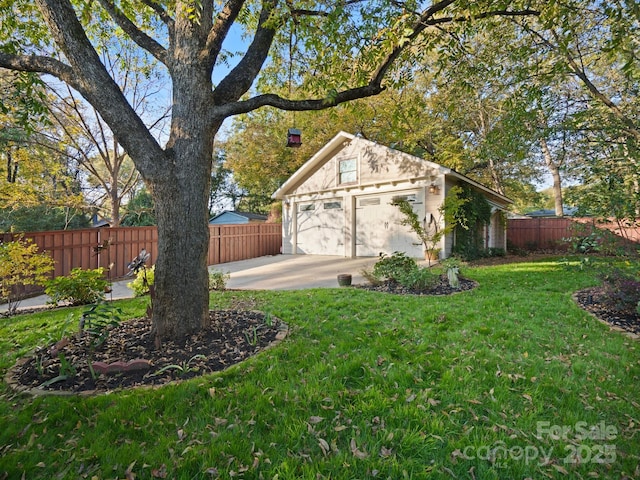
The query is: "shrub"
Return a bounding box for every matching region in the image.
[45,268,108,306]
[372,252,418,282]
[598,268,640,314]
[398,267,439,291]
[127,265,155,296]
[209,269,229,290]
[0,238,55,314]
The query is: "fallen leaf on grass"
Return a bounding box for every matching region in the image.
[151,464,167,478]
[350,438,368,459]
[552,464,569,475]
[379,446,393,458]
[125,461,136,480]
[318,438,330,456]
[308,416,324,424]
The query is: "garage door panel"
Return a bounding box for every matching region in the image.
[355,192,423,258]
[296,200,344,255]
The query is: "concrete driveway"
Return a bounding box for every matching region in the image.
[217,254,379,290]
[1,255,379,313]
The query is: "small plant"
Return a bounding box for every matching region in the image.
[45,267,108,306]
[80,302,123,378]
[245,326,259,346]
[41,352,77,387]
[153,354,206,378]
[128,265,155,296]
[0,238,55,315]
[391,198,449,265]
[563,231,602,254]
[209,269,230,290]
[398,266,439,291]
[372,252,418,282]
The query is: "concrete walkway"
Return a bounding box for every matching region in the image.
[1,255,379,313]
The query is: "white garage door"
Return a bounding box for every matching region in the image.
[296,199,345,255]
[355,192,423,257]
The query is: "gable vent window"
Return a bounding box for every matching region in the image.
[300,204,315,212]
[339,158,357,184]
[360,197,381,206]
[324,201,342,210]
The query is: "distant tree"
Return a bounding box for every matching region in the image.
[120,187,156,226]
[208,148,245,216]
[0,205,89,233]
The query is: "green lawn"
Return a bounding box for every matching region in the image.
[1,259,639,479]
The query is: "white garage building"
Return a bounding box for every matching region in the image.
[273,131,511,259]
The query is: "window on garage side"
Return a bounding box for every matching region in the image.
[339,158,357,184]
[300,204,315,212]
[324,201,342,209]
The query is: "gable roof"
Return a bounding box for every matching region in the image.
[272,131,512,205]
[209,211,267,223]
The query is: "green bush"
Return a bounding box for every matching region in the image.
[398,266,439,291]
[372,252,418,282]
[45,268,108,306]
[127,265,155,296]
[0,238,55,314]
[209,269,229,290]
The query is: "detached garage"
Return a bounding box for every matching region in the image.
[273,131,511,259]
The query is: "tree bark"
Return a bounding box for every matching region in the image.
[150,120,215,343]
[540,137,564,216]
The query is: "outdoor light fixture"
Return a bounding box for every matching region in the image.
[428,167,440,194]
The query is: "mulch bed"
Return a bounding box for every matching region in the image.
[8,310,287,395]
[574,286,640,337]
[354,275,477,295]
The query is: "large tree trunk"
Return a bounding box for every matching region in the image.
[151,144,213,344]
[149,58,218,344]
[540,137,564,216]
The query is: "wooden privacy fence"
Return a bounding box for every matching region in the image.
[507,217,640,251]
[1,223,282,279]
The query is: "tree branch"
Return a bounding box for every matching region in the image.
[30,0,168,182]
[203,0,247,70]
[522,23,640,142]
[95,0,168,64]
[212,0,278,104]
[213,84,385,119]
[0,53,77,88]
[139,0,175,30]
